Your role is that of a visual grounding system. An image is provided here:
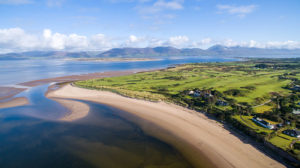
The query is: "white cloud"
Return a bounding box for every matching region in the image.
[0,28,39,51]
[46,0,65,7]
[89,34,114,50]
[265,41,300,49]
[201,38,212,45]
[166,35,189,47]
[0,27,300,54]
[216,39,300,49]
[42,29,88,50]
[217,4,257,18]
[153,0,183,10]
[129,35,139,43]
[137,0,184,15]
[0,0,33,5]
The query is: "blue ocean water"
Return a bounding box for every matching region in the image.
[0,57,237,86]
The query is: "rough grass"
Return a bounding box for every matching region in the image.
[254,105,274,113]
[269,133,296,150]
[232,115,273,134]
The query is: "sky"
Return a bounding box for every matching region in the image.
[0,0,300,53]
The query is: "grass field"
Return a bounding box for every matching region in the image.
[254,105,274,113]
[268,133,297,150]
[75,61,292,106]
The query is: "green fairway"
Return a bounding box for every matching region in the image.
[75,61,293,105]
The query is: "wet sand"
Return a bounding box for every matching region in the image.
[19,70,138,87]
[52,98,90,121]
[0,87,29,109]
[0,97,29,109]
[47,84,285,168]
[0,87,27,100]
[0,70,139,109]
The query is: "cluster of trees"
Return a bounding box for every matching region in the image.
[224,89,248,96]
[255,61,300,70]
[253,94,300,128]
[171,87,300,130]
[172,88,250,121]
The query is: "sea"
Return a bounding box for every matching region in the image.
[0,57,237,167]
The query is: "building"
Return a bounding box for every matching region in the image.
[283,129,300,138]
[252,117,274,129]
[187,89,214,98]
[293,109,300,115]
[188,90,194,95]
[188,90,201,97]
[292,85,300,91]
[216,100,228,106]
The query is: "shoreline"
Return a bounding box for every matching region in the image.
[19,70,138,87]
[47,84,284,168]
[65,58,161,62]
[0,70,140,109]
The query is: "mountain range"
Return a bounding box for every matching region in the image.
[1,45,300,60]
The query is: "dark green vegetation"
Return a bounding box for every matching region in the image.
[76,58,300,162]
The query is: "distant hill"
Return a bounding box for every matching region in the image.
[97,46,300,58]
[207,45,300,57]
[97,47,206,57]
[0,51,95,60]
[1,46,300,60]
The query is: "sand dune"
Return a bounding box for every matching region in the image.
[47,84,285,168]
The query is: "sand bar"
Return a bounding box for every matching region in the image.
[0,97,29,109]
[0,70,141,110]
[20,70,138,87]
[47,84,285,168]
[49,98,90,121]
[0,87,27,100]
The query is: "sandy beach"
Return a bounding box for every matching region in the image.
[47,84,285,168]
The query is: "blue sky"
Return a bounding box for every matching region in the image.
[0,0,300,53]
